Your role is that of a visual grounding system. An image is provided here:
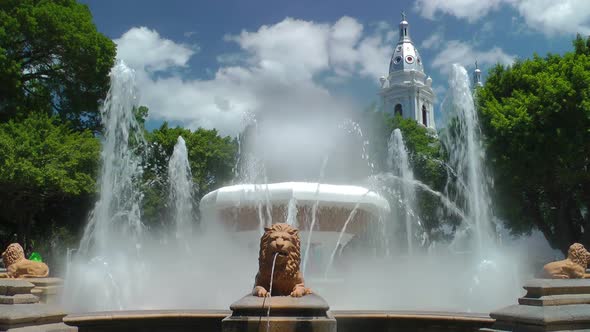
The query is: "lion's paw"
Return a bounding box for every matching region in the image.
[254,286,269,297]
[290,287,310,297]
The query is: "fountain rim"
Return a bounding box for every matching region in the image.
[63,309,494,328]
[199,182,391,215]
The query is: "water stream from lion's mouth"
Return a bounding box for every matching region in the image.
[266,252,279,332]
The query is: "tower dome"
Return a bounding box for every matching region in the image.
[379,12,436,130]
[389,12,424,74]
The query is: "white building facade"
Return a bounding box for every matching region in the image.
[379,13,436,130]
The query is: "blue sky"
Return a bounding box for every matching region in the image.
[81,0,585,135]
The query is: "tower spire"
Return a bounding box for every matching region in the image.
[399,11,410,41]
[473,61,483,88]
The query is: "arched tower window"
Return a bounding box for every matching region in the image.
[422,104,428,126]
[394,104,403,117]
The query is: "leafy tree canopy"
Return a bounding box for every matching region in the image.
[0,112,100,243]
[477,34,590,253]
[0,0,116,131]
[141,122,238,226]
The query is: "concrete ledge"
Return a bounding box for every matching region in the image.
[0,281,35,296]
[0,304,67,330]
[4,322,76,332]
[64,310,228,332]
[64,309,494,332]
[485,278,590,331]
[491,304,590,326]
[0,294,39,305]
[523,279,590,297]
[519,293,590,306]
[334,310,493,332]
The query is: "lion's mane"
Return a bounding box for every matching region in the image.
[568,243,590,268]
[259,223,300,278]
[2,243,25,267]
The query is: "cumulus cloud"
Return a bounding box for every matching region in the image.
[114,17,394,136]
[414,0,504,23]
[414,0,590,36]
[513,0,590,36]
[115,27,196,72]
[421,31,444,50]
[431,40,515,74]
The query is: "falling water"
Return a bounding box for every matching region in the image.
[66,61,147,310]
[265,252,279,332]
[372,173,468,222]
[324,201,361,278]
[441,64,495,253]
[285,197,298,228]
[388,129,418,255]
[79,61,145,256]
[302,156,329,276]
[168,136,195,243]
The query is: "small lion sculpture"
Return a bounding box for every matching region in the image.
[0,243,49,278]
[543,243,590,279]
[253,223,312,297]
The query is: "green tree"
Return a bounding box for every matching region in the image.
[0,113,100,246]
[364,109,454,244]
[477,35,590,254]
[141,123,237,225]
[0,0,116,131]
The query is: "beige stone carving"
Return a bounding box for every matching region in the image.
[0,243,49,278]
[543,243,590,279]
[253,223,312,297]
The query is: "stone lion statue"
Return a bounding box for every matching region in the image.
[253,223,312,297]
[0,243,49,278]
[543,243,590,279]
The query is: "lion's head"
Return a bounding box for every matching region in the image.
[259,223,300,277]
[567,243,590,268]
[2,243,25,267]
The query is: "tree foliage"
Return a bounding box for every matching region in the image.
[364,109,454,244]
[477,35,590,253]
[141,122,238,226]
[0,112,100,245]
[0,0,116,131]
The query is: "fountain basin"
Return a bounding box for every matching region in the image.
[200,182,390,250]
[64,310,493,332]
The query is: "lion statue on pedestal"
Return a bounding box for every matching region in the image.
[253,223,312,297]
[1,243,49,278]
[543,243,590,279]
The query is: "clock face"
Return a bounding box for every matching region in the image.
[405,55,414,64]
[394,56,402,64]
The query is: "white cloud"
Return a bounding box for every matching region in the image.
[115,27,196,72]
[114,17,394,136]
[421,31,444,49]
[414,0,504,23]
[512,0,590,36]
[414,0,590,36]
[431,40,515,74]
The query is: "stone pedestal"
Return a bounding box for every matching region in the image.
[222,294,336,332]
[0,280,72,332]
[26,278,63,305]
[482,278,590,332]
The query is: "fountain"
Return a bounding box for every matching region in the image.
[168,136,196,248]
[200,181,390,275]
[60,62,562,332]
[440,64,495,253]
[388,128,420,255]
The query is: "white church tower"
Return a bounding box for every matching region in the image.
[473,61,484,88]
[379,13,435,130]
